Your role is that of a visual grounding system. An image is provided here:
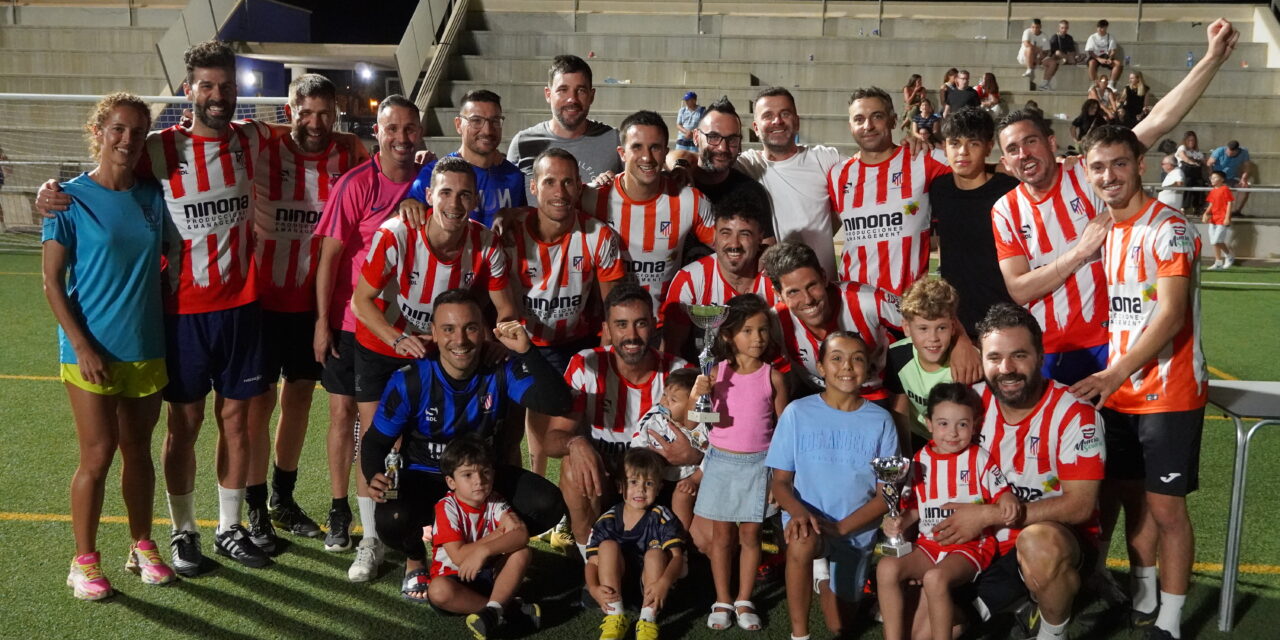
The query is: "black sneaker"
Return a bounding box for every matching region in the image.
[516,599,542,632]
[270,501,322,538]
[325,507,353,552]
[1143,626,1175,640]
[214,524,272,568]
[1013,600,1041,640]
[465,607,503,640]
[1132,607,1159,629]
[247,505,279,554]
[169,530,203,577]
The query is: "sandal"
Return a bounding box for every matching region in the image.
[706,602,734,630]
[735,600,762,631]
[400,568,430,603]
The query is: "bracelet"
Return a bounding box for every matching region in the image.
[392,334,409,350]
[567,435,587,449]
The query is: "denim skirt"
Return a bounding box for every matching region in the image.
[693,446,770,523]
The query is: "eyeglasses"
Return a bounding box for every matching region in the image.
[459,116,505,129]
[700,131,743,147]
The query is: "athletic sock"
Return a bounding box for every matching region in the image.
[245,483,269,511]
[639,606,657,622]
[1037,614,1068,640]
[331,496,350,513]
[486,600,502,612]
[1155,591,1186,638]
[602,600,622,615]
[576,542,589,561]
[356,496,378,541]
[271,466,298,505]
[167,491,198,533]
[217,484,244,534]
[1131,565,1158,614]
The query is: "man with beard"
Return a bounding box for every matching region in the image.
[736,87,843,280]
[508,55,621,196]
[580,110,715,316]
[1072,126,1206,640]
[761,240,903,403]
[403,90,525,228]
[992,18,1237,388]
[543,284,691,556]
[504,147,627,476]
[931,303,1105,640]
[243,73,361,550]
[660,188,776,360]
[360,288,573,605]
[667,98,773,231]
[347,156,518,581]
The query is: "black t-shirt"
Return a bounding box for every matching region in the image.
[931,172,1020,337]
[945,87,981,113]
[1072,113,1107,139]
[694,168,776,238]
[1050,33,1077,53]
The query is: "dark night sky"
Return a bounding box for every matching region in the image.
[274,0,420,44]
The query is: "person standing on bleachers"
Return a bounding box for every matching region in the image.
[507,55,621,199]
[674,91,704,152]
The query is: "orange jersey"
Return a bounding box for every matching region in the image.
[581,179,715,314]
[991,162,1109,353]
[505,208,626,346]
[1205,185,1234,225]
[659,255,778,325]
[1103,200,1207,413]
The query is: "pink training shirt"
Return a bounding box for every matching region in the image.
[707,361,777,453]
[314,153,415,332]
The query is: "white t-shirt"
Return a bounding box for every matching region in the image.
[736,145,843,280]
[1159,168,1186,210]
[1022,28,1050,52]
[1085,32,1118,56]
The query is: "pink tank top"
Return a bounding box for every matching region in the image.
[707,360,776,453]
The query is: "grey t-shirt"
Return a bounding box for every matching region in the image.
[507,119,622,203]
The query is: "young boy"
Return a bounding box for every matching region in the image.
[427,436,540,639]
[1203,169,1235,269]
[766,332,899,640]
[884,277,978,449]
[630,368,707,530]
[586,447,687,640]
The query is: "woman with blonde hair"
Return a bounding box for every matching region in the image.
[43,92,175,600]
[1121,71,1150,127]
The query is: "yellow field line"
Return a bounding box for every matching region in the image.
[0,271,40,275]
[1209,365,1240,381]
[1105,556,1280,576]
[0,373,58,381]
[0,511,364,533]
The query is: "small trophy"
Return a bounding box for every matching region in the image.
[872,456,914,557]
[383,449,402,501]
[684,303,729,425]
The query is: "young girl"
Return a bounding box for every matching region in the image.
[691,294,789,632]
[876,383,1022,640]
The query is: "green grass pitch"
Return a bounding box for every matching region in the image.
[2,244,1279,639]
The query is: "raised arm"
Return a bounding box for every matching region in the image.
[1133,19,1239,149]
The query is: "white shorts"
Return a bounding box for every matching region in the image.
[1208,224,1232,245]
[1017,49,1031,66]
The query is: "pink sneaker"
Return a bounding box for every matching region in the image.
[67,552,113,601]
[126,539,177,585]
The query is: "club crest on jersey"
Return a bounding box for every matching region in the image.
[1028,436,1041,457]
[278,168,291,181]
[462,272,476,286]
[1069,198,1086,217]
[959,469,970,483]
[482,393,495,413]
[233,150,246,167]
[658,221,672,238]
[891,171,904,187]
[571,256,586,272]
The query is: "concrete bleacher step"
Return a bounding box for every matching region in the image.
[0,73,165,95]
[0,25,165,53]
[0,49,164,77]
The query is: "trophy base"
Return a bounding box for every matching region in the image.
[876,540,913,558]
[383,490,398,501]
[686,410,720,424]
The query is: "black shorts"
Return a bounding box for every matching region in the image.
[163,302,267,403]
[353,340,413,403]
[321,330,357,396]
[974,527,1099,614]
[1101,407,1205,496]
[261,310,323,382]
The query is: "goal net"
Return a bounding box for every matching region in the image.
[0,93,288,236]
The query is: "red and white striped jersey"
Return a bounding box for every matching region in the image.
[1103,199,1207,413]
[976,379,1105,552]
[565,347,690,452]
[659,255,778,325]
[430,491,510,578]
[774,281,904,397]
[828,146,951,294]
[143,120,272,314]
[357,215,508,357]
[581,179,715,314]
[505,208,626,346]
[254,137,355,312]
[905,443,1010,542]
[991,162,1109,353]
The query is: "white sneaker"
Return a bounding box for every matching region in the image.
[1022,68,1034,78]
[1207,261,1223,271]
[347,537,384,582]
[1038,81,1053,91]
[1224,254,1236,269]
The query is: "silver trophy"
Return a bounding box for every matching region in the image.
[384,449,402,501]
[684,303,729,425]
[872,456,914,557]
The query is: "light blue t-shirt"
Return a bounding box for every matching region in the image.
[1210,146,1250,182]
[765,394,899,549]
[42,173,166,364]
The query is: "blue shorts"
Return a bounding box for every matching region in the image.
[1041,343,1108,386]
[163,302,268,403]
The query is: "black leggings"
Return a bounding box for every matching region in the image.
[375,464,565,562]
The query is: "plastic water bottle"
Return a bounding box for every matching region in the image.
[1124,55,1131,66]
[1186,51,1195,67]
